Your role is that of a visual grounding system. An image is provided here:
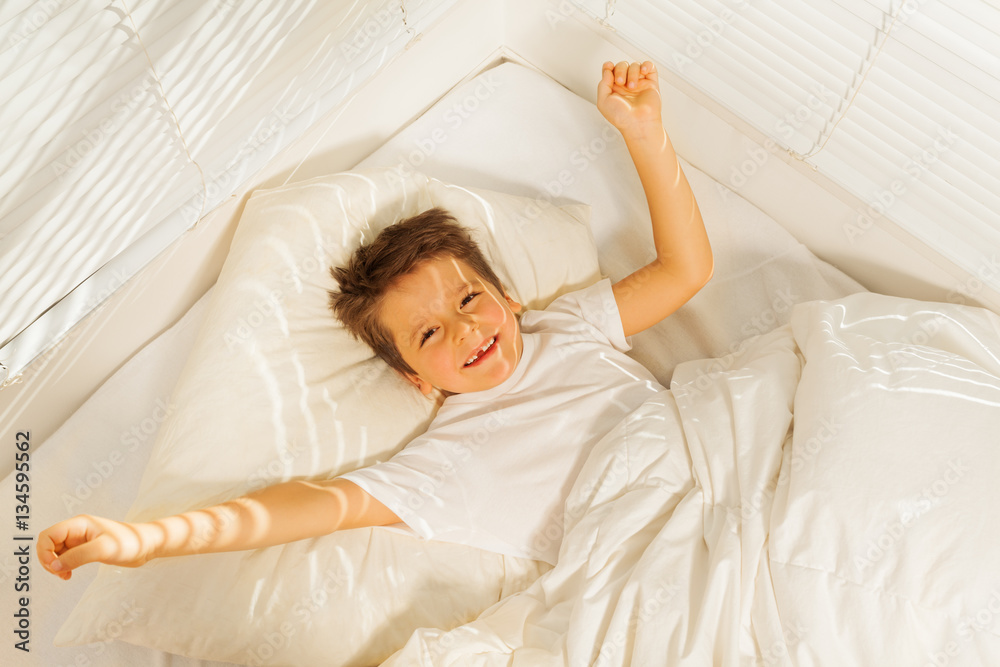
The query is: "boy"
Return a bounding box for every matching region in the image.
[38,61,712,576]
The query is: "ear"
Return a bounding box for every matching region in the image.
[504,291,522,314]
[400,371,435,396]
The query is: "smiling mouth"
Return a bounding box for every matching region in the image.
[464,336,497,367]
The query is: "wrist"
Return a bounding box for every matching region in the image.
[618,119,666,145]
[135,521,166,562]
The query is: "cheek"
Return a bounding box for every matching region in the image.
[486,301,509,323]
[428,347,454,373]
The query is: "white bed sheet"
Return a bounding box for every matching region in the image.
[2,61,863,666]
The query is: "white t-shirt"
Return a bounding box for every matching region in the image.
[340,279,664,564]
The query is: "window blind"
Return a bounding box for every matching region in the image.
[572,0,1000,299]
[0,0,457,385]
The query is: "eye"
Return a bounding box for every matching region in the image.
[461,292,480,308]
[419,327,437,347]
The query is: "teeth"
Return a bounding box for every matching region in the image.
[465,337,496,366]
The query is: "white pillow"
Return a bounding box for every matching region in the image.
[768,293,1000,664]
[55,168,601,665]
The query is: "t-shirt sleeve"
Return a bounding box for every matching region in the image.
[522,278,630,352]
[336,438,454,540]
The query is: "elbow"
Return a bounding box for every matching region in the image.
[697,254,714,288]
[681,252,714,296]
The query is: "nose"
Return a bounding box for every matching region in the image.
[450,311,477,344]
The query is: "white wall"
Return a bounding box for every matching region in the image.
[2,0,995,460]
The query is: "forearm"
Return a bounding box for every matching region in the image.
[139,478,396,561]
[38,477,400,577]
[599,61,714,336]
[621,125,713,282]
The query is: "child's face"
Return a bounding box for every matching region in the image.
[380,256,522,396]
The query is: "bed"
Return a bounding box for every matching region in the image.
[8,61,1000,667]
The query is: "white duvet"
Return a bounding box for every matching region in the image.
[384,292,1000,666]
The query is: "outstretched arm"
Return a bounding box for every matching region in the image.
[37,478,399,580]
[598,61,714,337]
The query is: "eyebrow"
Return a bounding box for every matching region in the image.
[405,281,475,347]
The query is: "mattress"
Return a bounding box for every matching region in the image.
[2,61,863,666]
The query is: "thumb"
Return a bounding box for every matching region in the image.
[50,534,114,574]
[597,61,614,101]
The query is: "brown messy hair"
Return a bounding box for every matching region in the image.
[328,207,507,377]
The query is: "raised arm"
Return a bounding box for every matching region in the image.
[37,478,399,580]
[597,61,714,337]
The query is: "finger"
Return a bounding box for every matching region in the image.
[614,61,629,86]
[37,515,123,574]
[642,61,659,86]
[37,520,77,568]
[598,63,614,99]
[37,521,83,579]
[627,62,641,89]
[37,537,62,577]
[53,533,117,573]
